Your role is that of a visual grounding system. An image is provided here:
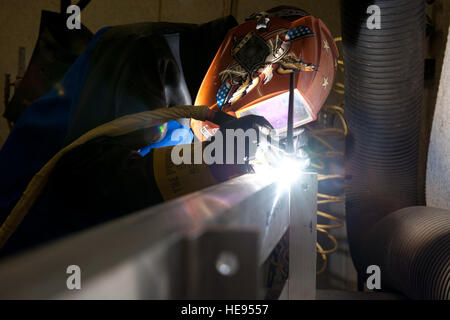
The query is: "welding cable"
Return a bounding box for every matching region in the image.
[332,82,345,95]
[0,105,213,249]
[316,242,328,274]
[310,113,346,274]
[334,37,345,73]
[306,36,347,274]
[311,134,346,274]
[317,210,344,229]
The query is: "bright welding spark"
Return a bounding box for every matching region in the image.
[252,151,308,189]
[253,151,309,235]
[280,157,307,186]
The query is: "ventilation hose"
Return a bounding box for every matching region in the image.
[340,0,450,299]
[365,206,450,300]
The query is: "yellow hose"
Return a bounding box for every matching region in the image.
[0,105,211,249]
[308,36,347,274]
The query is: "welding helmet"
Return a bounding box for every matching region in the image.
[191,6,338,141]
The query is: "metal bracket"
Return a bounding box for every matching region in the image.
[288,178,317,299]
[280,177,318,300]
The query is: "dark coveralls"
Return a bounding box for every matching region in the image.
[0,16,238,256]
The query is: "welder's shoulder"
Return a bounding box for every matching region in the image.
[50,136,138,207]
[54,136,134,175]
[49,135,162,215]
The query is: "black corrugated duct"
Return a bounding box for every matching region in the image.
[365,206,450,300]
[341,0,432,294]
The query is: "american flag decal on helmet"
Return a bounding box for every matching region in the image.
[216,81,231,109]
[284,26,314,42]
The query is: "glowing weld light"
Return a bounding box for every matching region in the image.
[252,151,308,190]
[277,157,308,188]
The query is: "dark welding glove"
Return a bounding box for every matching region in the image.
[152,114,273,200]
[210,114,274,163]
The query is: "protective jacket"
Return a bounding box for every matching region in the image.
[0,16,237,256]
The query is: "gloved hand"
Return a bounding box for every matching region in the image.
[208,114,274,164]
[203,114,273,182]
[250,126,311,172]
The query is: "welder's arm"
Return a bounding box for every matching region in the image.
[153,115,273,200]
[51,135,165,219]
[51,115,272,218]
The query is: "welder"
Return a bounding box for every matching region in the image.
[0,6,337,256]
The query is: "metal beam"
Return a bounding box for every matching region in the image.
[289,178,317,299]
[0,173,316,299]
